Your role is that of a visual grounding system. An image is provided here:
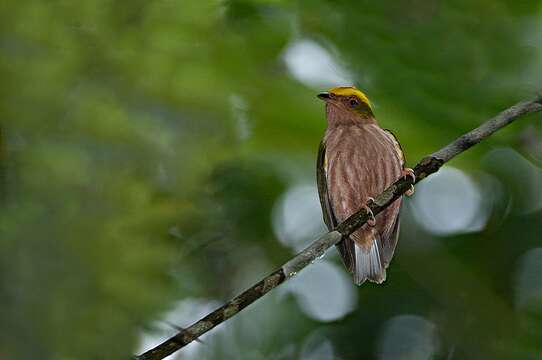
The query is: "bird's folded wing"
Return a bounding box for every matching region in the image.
[383,129,406,167]
[381,129,405,266]
[316,140,355,272]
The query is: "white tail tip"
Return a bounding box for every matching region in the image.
[354,238,386,285]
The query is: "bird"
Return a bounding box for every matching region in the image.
[316,86,413,285]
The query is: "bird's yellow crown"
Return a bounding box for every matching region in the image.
[328,86,372,110]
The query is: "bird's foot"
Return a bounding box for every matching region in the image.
[403,168,415,196]
[362,197,376,227]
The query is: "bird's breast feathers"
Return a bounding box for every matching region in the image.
[323,124,403,243]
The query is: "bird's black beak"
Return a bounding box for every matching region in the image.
[317,92,330,100]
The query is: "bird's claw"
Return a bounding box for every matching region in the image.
[403,168,415,196]
[362,197,376,227]
[403,167,416,182]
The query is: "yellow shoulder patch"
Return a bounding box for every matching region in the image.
[328,86,372,109]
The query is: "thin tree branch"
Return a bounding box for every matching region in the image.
[136,96,542,360]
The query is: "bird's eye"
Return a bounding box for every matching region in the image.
[349,98,359,107]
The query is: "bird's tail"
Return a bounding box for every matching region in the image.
[353,238,386,285]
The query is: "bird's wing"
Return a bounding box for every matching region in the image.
[381,205,401,267]
[316,140,355,272]
[316,140,336,229]
[383,129,406,167]
[381,128,405,266]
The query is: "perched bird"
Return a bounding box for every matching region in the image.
[316,86,413,285]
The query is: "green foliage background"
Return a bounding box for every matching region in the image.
[1,0,542,359]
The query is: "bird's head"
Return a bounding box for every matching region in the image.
[317,86,374,123]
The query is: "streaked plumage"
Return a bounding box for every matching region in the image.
[316,86,406,285]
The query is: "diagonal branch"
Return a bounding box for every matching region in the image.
[136,95,542,360]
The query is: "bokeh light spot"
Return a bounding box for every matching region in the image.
[281,260,357,322]
[272,184,327,251]
[377,314,440,360]
[282,38,353,89]
[137,298,221,360]
[300,331,335,360]
[515,247,542,310]
[409,167,490,236]
[483,147,542,214]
